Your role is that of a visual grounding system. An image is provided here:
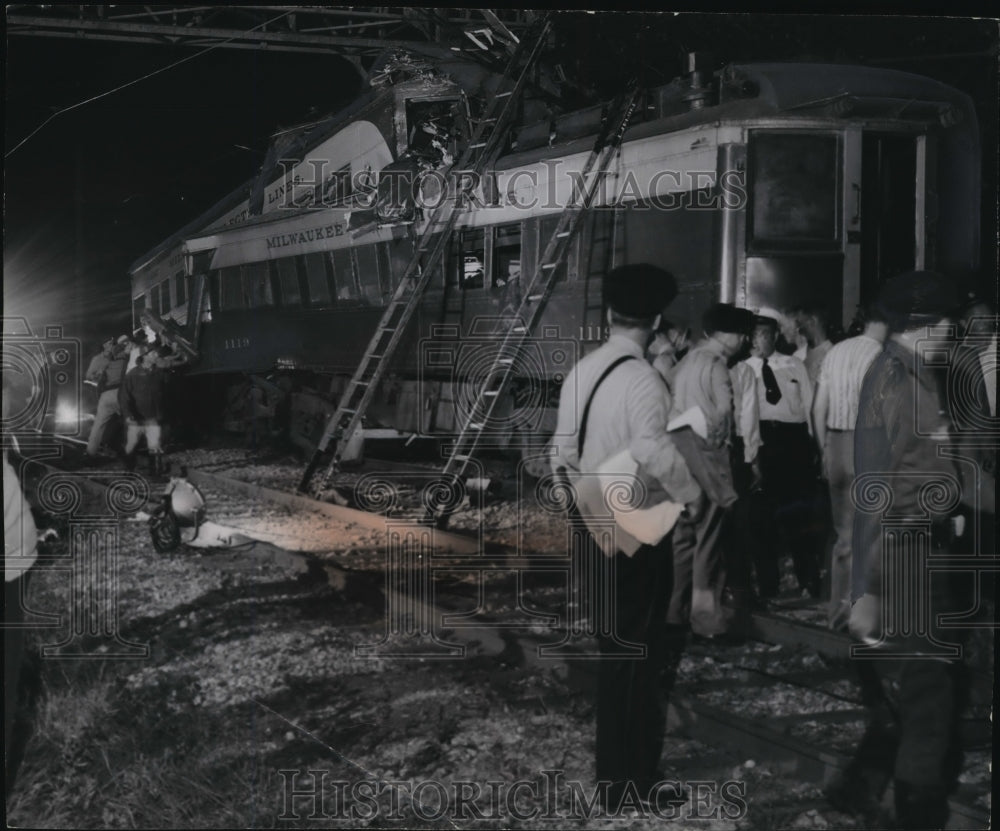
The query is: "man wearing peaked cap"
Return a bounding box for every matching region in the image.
[602,262,679,321]
[552,262,700,811]
[666,303,755,641]
[754,306,808,358]
[739,310,821,602]
[754,307,782,325]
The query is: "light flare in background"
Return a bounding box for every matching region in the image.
[4,221,132,349]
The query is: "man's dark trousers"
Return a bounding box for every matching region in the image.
[753,420,823,596]
[595,537,672,807]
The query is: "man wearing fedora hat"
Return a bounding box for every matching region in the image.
[665,302,756,641]
[552,263,701,813]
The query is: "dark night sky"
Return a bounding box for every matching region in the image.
[4,10,998,353]
[5,32,363,346]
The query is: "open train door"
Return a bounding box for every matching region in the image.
[743,126,938,333]
[844,106,980,326]
[843,128,928,320]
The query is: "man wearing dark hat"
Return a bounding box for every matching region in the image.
[831,271,969,829]
[551,263,701,813]
[665,303,755,640]
[84,335,128,461]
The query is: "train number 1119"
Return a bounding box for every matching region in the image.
[578,325,608,342]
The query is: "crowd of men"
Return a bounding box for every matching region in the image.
[552,264,996,827]
[81,327,186,475]
[5,264,993,823]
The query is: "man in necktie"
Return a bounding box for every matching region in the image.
[761,355,782,404]
[739,312,820,602]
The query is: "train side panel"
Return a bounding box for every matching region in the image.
[127,61,981,443]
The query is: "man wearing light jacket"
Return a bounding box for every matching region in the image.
[84,335,128,461]
[665,303,755,640]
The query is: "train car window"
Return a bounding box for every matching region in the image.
[158,282,170,315]
[301,252,332,306]
[749,132,840,249]
[355,245,382,305]
[273,257,302,306]
[405,99,459,167]
[459,229,485,290]
[243,261,274,308]
[219,266,246,309]
[492,225,522,290]
[329,249,359,302]
[174,271,187,308]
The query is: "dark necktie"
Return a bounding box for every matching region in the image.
[761,357,782,405]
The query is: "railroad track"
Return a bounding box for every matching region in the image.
[18,445,994,828]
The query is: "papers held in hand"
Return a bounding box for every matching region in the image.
[592,450,686,550]
[667,406,708,440]
[668,405,738,508]
[573,406,709,555]
[587,408,707,552]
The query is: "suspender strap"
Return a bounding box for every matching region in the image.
[577,355,636,459]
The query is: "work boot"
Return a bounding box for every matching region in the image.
[124,452,136,472]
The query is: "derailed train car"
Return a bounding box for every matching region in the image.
[129,53,980,455]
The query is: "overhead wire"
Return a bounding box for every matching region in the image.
[6,9,293,159]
